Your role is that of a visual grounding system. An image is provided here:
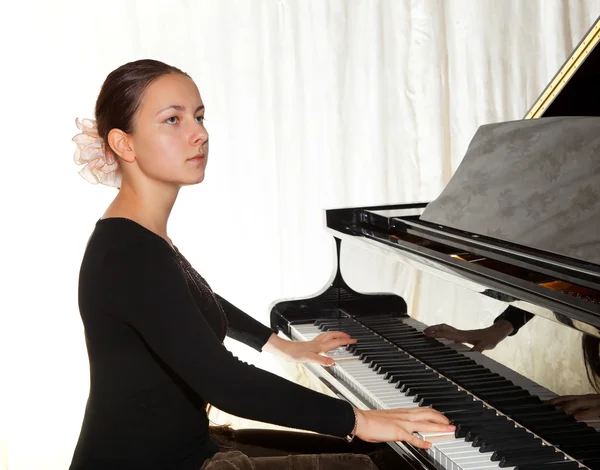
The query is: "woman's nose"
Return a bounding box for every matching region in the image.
[190,125,208,146]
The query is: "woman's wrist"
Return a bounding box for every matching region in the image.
[491,319,514,336]
[262,333,292,358]
[348,408,366,441]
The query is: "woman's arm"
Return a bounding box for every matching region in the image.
[213,294,274,351]
[215,294,357,365]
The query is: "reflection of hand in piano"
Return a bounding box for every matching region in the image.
[551,394,600,421]
[424,320,514,352]
[263,330,357,366]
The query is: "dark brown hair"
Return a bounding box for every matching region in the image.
[95,59,189,153]
[583,335,600,392]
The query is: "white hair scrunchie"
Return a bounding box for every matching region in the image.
[72,118,122,188]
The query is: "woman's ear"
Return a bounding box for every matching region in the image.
[107,129,136,163]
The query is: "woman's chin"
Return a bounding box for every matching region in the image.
[184,172,206,186]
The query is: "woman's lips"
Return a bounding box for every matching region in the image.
[188,154,205,162]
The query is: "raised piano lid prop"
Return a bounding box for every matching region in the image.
[270,15,600,470]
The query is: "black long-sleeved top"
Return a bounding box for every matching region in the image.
[493,305,534,336]
[69,218,355,470]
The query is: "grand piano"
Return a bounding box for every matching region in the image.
[269,16,600,470]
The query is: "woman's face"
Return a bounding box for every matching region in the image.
[130,73,208,186]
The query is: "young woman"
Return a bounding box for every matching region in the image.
[69,59,453,470]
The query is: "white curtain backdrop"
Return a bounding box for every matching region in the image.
[1,1,599,468]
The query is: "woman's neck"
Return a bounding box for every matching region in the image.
[102,181,179,247]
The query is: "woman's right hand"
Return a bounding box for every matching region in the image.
[353,407,454,449]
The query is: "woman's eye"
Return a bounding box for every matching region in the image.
[166,116,179,125]
[196,115,206,124]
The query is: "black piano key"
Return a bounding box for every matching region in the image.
[383,335,425,342]
[379,364,429,375]
[468,426,532,443]
[555,433,600,447]
[522,417,581,433]
[477,389,532,400]
[388,335,438,343]
[457,379,514,390]
[404,347,458,356]
[582,459,600,470]
[452,373,505,383]
[458,377,512,386]
[410,349,462,358]
[423,358,480,368]
[419,356,473,366]
[384,370,433,381]
[455,419,515,438]
[349,344,394,354]
[391,371,440,382]
[419,395,475,407]
[542,426,597,441]
[565,449,600,459]
[366,356,411,366]
[360,350,406,359]
[486,395,541,406]
[314,322,358,330]
[413,389,470,399]
[379,363,428,373]
[499,448,567,467]
[394,337,446,345]
[368,354,412,363]
[530,418,590,429]
[508,409,568,420]
[379,327,421,334]
[467,383,518,394]
[559,445,600,461]
[489,442,550,459]
[430,402,481,413]
[478,436,540,453]
[396,378,446,391]
[436,365,487,374]
[445,408,496,422]
[513,462,580,470]
[465,426,531,443]
[380,365,429,376]
[405,384,458,396]
[455,413,508,427]
[405,348,459,357]
[492,443,559,461]
[501,403,557,414]
[362,351,408,359]
[346,336,387,344]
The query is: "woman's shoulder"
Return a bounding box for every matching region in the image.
[85,217,175,266]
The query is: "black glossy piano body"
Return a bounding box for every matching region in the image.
[270,15,600,470]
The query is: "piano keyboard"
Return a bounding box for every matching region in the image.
[289,315,600,470]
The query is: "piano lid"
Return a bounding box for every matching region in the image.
[525,16,600,119]
[418,116,600,266]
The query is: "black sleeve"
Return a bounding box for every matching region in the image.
[214,294,275,352]
[106,240,355,437]
[493,306,534,336]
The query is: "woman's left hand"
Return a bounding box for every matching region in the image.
[550,394,600,420]
[264,331,356,366]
